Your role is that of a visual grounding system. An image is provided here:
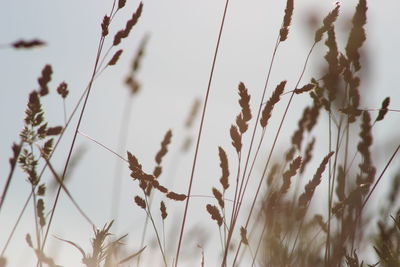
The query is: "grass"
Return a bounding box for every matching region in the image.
[1,0,400,266]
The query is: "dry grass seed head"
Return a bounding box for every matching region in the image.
[185,98,201,128]
[309,81,330,112]
[336,165,346,202]
[37,184,46,196]
[323,26,340,102]
[89,221,116,265]
[236,114,248,135]
[134,196,146,209]
[305,100,321,132]
[131,34,149,73]
[240,226,249,245]
[285,146,296,162]
[145,130,173,194]
[356,111,376,187]
[127,151,143,179]
[152,180,168,193]
[155,129,172,165]
[46,126,63,136]
[113,2,143,46]
[237,82,252,126]
[294,83,315,94]
[153,166,162,178]
[139,180,147,191]
[314,3,340,43]
[340,64,362,122]
[12,39,45,49]
[280,156,302,195]
[260,81,286,128]
[125,76,140,95]
[267,163,279,186]
[124,35,149,95]
[348,76,362,122]
[38,64,52,96]
[212,187,224,209]
[37,199,46,227]
[280,0,294,41]
[160,201,167,220]
[108,49,123,66]
[41,139,54,159]
[166,192,186,201]
[24,91,43,126]
[300,137,315,174]
[101,15,110,37]
[56,82,69,98]
[206,204,223,227]
[18,149,39,185]
[345,0,367,72]
[298,151,334,208]
[180,137,192,152]
[376,97,390,122]
[230,125,242,154]
[118,0,127,10]
[291,106,311,150]
[218,146,230,190]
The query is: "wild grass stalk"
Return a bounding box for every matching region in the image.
[174,0,231,266]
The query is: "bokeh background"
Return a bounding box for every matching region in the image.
[1,0,400,266]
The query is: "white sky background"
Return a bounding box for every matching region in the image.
[1,0,400,266]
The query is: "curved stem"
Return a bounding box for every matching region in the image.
[0,193,30,257]
[233,42,316,264]
[0,141,23,214]
[174,1,231,266]
[41,35,106,250]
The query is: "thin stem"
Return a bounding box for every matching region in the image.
[304,143,400,257]
[233,42,317,265]
[78,131,127,163]
[218,227,225,253]
[361,143,400,211]
[174,1,230,266]
[228,151,241,245]
[235,208,263,266]
[223,31,281,267]
[0,193,30,257]
[41,153,95,226]
[41,34,106,251]
[251,216,269,267]
[0,141,23,214]
[162,220,166,256]
[222,191,227,249]
[94,46,114,79]
[325,105,332,265]
[63,99,67,126]
[137,201,150,267]
[31,186,41,258]
[111,95,134,224]
[144,195,168,267]
[233,35,281,224]
[1,32,117,255]
[0,82,90,256]
[28,143,42,264]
